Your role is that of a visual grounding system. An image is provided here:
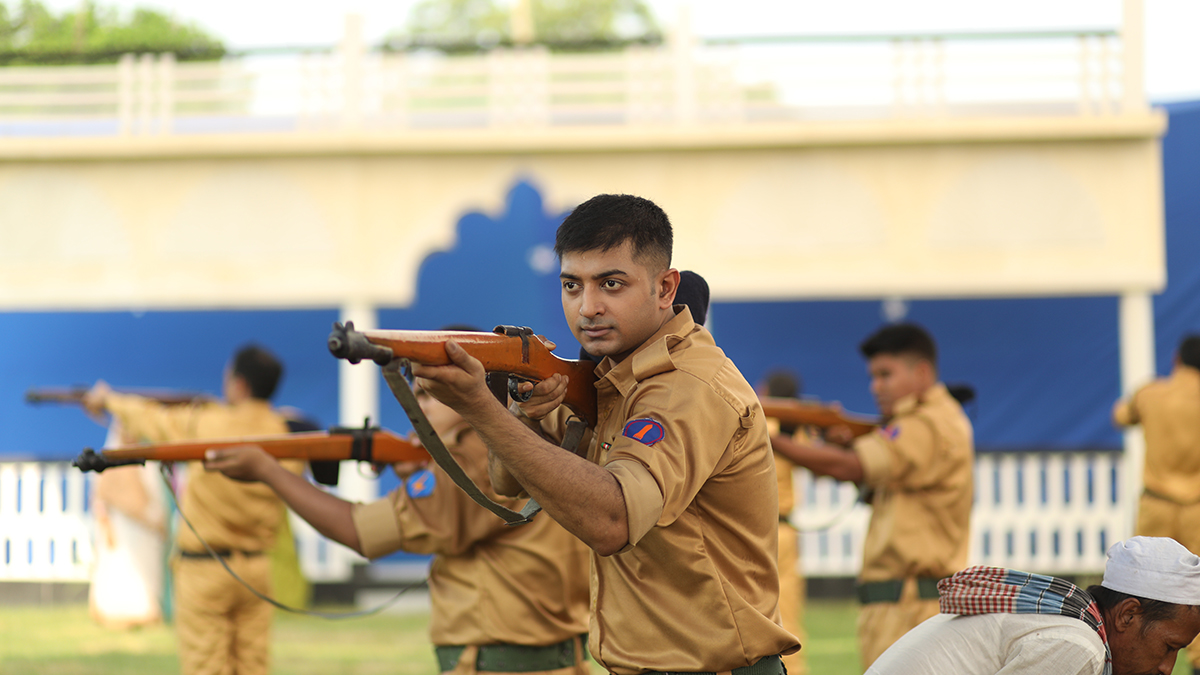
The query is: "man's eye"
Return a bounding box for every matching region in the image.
[602,279,621,289]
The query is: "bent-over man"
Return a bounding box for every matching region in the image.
[867,536,1200,675]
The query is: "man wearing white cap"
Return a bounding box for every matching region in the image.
[866,537,1200,675]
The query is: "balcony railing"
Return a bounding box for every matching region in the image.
[0,27,1134,139]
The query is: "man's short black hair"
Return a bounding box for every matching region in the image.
[232,344,283,401]
[859,323,938,368]
[1179,334,1200,370]
[1087,585,1184,632]
[554,194,672,271]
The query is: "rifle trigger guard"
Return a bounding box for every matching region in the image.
[509,376,533,403]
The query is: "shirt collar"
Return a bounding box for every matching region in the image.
[596,305,696,398]
[892,382,951,417]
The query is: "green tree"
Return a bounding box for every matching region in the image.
[530,0,658,44]
[0,0,224,65]
[403,0,511,47]
[397,0,660,50]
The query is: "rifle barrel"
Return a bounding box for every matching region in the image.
[759,398,880,438]
[83,429,427,467]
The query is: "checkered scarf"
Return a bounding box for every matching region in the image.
[938,565,1112,675]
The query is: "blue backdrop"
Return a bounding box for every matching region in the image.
[2,103,1198,460]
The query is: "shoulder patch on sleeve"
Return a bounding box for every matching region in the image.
[882,424,901,440]
[622,418,665,446]
[405,468,436,498]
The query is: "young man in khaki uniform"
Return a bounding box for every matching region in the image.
[1113,333,1200,675]
[758,370,808,675]
[413,194,800,675]
[206,369,593,675]
[83,345,298,675]
[770,323,974,668]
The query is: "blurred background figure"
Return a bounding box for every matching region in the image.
[88,422,168,629]
[1113,333,1200,675]
[770,323,975,667]
[758,368,809,675]
[81,344,303,675]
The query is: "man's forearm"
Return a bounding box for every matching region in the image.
[467,397,628,555]
[772,434,864,483]
[257,461,363,556]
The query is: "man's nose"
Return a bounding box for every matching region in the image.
[579,287,604,317]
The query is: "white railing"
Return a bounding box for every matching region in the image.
[0,461,361,583]
[0,27,1131,138]
[797,451,1126,577]
[2,452,1128,584]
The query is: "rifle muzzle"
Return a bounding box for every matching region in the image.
[328,321,394,366]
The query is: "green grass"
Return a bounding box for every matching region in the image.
[9,598,1191,675]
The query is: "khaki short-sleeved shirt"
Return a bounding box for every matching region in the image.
[854,384,974,582]
[546,307,800,675]
[352,427,590,647]
[105,394,294,554]
[1115,366,1200,503]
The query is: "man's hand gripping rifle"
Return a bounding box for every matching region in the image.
[328,322,598,525]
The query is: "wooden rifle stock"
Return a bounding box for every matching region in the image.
[329,321,598,426]
[26,386,210,406]
[759,398,880,439]
[72,426,426,474]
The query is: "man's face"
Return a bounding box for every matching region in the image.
[866,353,927,416]
[560,240,674,363]
[1109,607,1200,675]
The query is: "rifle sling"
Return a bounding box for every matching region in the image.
[382,361,540,526]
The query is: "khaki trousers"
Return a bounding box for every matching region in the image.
[777,524,807,675]
[174,553,274,675]
[1136,492,1200,667]
[856,577,939,669]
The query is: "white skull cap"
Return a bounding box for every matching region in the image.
[1101,536,1200,605]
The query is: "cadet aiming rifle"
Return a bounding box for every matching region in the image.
[26,386,211,406]
[72,424,424,487]
[759,398,880,440]
[328,321,598,525]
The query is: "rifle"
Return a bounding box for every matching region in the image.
[759,398,880,439]
[72,424,425,487]
[26,386,211,406]
[328,322,598,426]
[329,321,596,525]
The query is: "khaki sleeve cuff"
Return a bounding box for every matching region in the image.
[854,433,894,487]
[1113,398,1138,426]
[606,458,664,549]
[352,495,404,560]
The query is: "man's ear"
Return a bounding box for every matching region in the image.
[1113,598,1142,633]
[658,268,680,310]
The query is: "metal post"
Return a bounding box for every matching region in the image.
[117,53,135,136]
[1121,0,1147,114]
[340,13,364,130]
[157,53,175,135]
[669,4,696,125]
[338,300,380,503]
[1118,291,1156,539]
